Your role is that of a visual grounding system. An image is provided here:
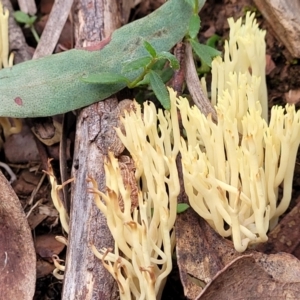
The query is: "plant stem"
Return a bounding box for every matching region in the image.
[31,26,40,43]
[128,58,157,88]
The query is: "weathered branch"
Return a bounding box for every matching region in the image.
[62,1,126,299]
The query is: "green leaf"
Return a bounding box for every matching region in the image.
[184,0,206,12]
[135,73,151,86]
[81,73,129,85]
[152,58,167,71]
[149,70,170,109]
[184,0,196,9]
[144,41,157,58]
[13,11,31,24]
[206,34,220,48]
[177,203,190,214]
[122,56,152,73]
[188,14,201,39]
[29,16,37,24]
[159,67,174,83]
[190,39,221,66]
[157,51,179,69]
[0,0,197,117]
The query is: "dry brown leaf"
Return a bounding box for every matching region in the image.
[31,118,62,146]
[35,234,65,260]
[36,258,55,278]
[4,123,40,163]
[266,54,276,75]
[197,254,300,299]
[175,209,240,299]
[27,208,48,230]
[176,209,300,299]
[293,245,300,260]
[202,24,216,38]
[255,195,300,254]
[40,0,54,14]
[255,252,300,282]
[12,170,45,196]
[0,171,36,299]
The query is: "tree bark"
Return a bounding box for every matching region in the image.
[62,1,127,299]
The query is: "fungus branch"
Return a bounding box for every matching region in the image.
[89,100,180,300]
[176,14,300,252]
[178,91,300,251]
[208,12,268,122]
[43,159,72,234]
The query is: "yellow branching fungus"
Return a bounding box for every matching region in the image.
[90,14,300,299]
[44,159,73,234]
[0,1,10,69]
[52,254,65,280]
[209,12,268,122]
[0,117,22,139]
[89,100,180,300]
[44,160,72,280]
[176,13,300,252]
[177,89,300,252]
[0,2,20,139]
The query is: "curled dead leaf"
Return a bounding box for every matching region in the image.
[0,171,36,299]
[176,209,300,299]
[197,254,300,300]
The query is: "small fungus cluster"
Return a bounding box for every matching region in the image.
[89,99,180,300]
[208,12,268,122]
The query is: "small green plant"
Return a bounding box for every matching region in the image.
[177,203,190,214]
[81,0,220,110]
[186,0,221,73]
[82,1,222,110]
[196,34,221,75]
[13,11,39,43]
[81,41,179,109]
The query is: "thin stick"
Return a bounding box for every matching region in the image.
[185,42,217,122]
[33,0,74,59]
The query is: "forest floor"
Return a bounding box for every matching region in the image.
[1,0,300,299]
